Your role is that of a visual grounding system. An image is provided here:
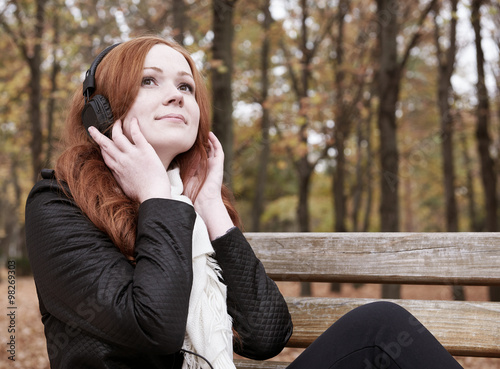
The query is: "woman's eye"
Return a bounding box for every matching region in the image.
[141,77,156,86]
[179,83,194,93]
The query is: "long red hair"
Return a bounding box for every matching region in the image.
[55,36,239,258]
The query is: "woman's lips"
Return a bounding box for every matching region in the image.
[156,114,186,124]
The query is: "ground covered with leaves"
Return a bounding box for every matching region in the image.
[0,273,498,368]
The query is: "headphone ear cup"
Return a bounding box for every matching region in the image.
[82,95,114,138]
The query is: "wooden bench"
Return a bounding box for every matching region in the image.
[234,233,500,368]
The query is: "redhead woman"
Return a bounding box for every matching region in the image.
[26,36,291,368]
[25,36,462,369]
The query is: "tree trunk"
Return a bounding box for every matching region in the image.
[280,0,337,295]
[362,94,375,233]
[377,0,401,299]
[458,128,479,232]
[28,0,47,184]
[251,0,273,232]
[298,0,312,297]
[376,0,436,298]
[472,0,497,232]
[297,153,314,296]
[295,0,315,296]
[377,0,400,234]
[333,136,347,232]
[0,156,24,258]
[46,11,60,168]
[172,0,186,45]
[472,0,500,302]
[332,0,349,233]
[296,153,313,233]
[211,0,237,186]
[295,0,313,236]
[435,0,459,233]
[352,116,364,232]
[434,0,463,301]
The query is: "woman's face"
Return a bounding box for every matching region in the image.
[123,44,200,167]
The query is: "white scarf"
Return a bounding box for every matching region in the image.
[167,168,236,369]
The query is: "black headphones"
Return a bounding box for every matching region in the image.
[81,43,121,137]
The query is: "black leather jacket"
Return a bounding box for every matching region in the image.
[25,172,292,369]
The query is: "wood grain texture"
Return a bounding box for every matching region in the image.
[245,232,500,285]
[234,297,500,368]
[234,232,500,368]
[234,360,289,369]
[286,297,500,357]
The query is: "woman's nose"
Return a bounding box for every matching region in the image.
[163,86,184,107]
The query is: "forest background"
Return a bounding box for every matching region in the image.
[0,0,499,301]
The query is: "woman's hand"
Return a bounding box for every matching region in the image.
[185,132,234,239]
[190,132,224,207]
[88,118,171,203]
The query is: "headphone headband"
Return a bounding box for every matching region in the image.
[81,43,121,138]
[83,43,121,102]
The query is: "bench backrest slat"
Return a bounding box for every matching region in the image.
[245,232,500,285]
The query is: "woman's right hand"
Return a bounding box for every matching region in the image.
[88,118,171,203]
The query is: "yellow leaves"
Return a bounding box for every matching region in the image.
[309,93,323,106]
[261,195,298,225]
[277,160,288,170]
[210,59,229,74]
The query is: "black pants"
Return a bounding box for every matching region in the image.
[287,301,463,369]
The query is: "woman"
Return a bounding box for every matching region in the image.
[25,36,462,369]
[26,36,292,369]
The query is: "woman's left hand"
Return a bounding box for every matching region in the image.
[185,132,234,239]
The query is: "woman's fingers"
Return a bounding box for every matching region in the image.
[92,118,145,154]
[128,117,149,147]
[88,126,119,173]
[202,133,225,188]
[88,125,109,147]
[209,132,224,158]
[111,119,125,142]
[209,131,222,147]
[191,133,233,235]
[90,119,170,202]
[88,125,118,165]
[207,137,215,158]
[206,132,224,173]
[111,119,136,150]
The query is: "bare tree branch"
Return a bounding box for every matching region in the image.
[399,0,438,70]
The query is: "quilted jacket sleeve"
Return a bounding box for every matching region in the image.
[211,228,293,360]
[25,178,196,354]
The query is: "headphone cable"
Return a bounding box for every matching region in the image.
[179,349,215,369]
